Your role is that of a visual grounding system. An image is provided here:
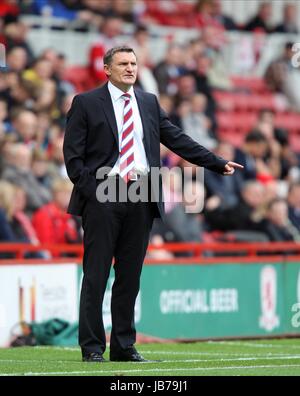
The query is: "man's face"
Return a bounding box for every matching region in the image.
[247,141,268,158]
[242,183,265,208]
[260,3,272,21]
[104,51,137,91]
[54,190,72,211]
[268,201,288,227]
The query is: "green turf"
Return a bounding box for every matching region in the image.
[1,339,300,376]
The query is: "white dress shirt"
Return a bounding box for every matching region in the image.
[107,81,149,176]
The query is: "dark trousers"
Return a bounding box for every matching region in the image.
[79,179,155,355]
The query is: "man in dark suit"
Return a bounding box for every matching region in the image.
[63,46,243,363]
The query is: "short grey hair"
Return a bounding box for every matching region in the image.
[103,46,136,66]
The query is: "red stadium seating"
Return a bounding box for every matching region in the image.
[214,76,300,152]
[231,76,269,93]
[214,91,276,112]
[217,111,257,132]
[143,0,195,27]
[63,66,99,92]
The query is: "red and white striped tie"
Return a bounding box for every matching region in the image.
[120,93,134,183]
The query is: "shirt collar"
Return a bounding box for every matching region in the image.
[108,81,134,102]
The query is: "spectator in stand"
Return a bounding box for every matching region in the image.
[176,93,216,150]
[89,15,124,84]
[260,178,283,214]
[153,43,187,95]
[287,182,300,232]
[3,19,34,61]
[265,42,300,112]
[200,26,233,90]
[32,0,98,26]
[31,148,53,190]
[6,46,28,73]
[41,49,76,97]
[128,25,158,96]
[5,74,37,112]
[35,111,53,150]
[191,53,217,133]
[260,198,300,241]
[235,131,271,182]
[10,109,38,147]
[174,73,197,105]
[204,141,243,210]
[244,1,273,33]
[184,38,207,71]
[32,0,78,20]
[2,143,51,213]
[0,179,40,249]
[81,0,112,18]
[0,97,10,134]
[23,57,58,114]
[157,97,176,168]
[251,119,283,181]
[134,49,159,96]
[129,24,152,68]
[194,0,237,31]
[210,0,237,31]
[255,109,299,179]
[274,3,299,34]
[159,94,174,116]
[164,180,205,243]
[204,180,268,240]
[151,180,205,254]
[111,0,135,23]
[0,180,16,241]
[194,0,220,29]
[10,185,39,245]
[57,93,75,128]
[32,178,81,244]
[48,135,68,179]
[0,0,19,20]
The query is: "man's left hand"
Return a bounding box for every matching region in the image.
[223,161,244,175]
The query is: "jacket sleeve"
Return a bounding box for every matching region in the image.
[63,95,96,200]
[157,98,227,174]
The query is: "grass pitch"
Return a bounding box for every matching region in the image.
[1,339,300,376]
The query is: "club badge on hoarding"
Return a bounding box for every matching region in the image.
[259,266,280,332]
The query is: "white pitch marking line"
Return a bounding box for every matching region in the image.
[142,351,297,356]
[32,342,300,352]
[33,347,80,351]
[30,346,300,355]
[211,341,300,349]
[2,364,300,376]
[1,355,300,365]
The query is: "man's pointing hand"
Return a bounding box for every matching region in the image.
[223,161,244,176]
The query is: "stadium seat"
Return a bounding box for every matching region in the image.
[217,111,256,132]
[275,113,300,130]
[63,66,98,92]
[217,130,245,147]
[214,91,277,113]
[231,76,269,93]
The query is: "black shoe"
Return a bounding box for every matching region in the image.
[82,352,106,362]
[110,348,147,362]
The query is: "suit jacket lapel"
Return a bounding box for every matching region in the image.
[98,83,119,146]
[134,89,151,157]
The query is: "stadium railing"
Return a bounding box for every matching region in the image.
[0,241,300,264]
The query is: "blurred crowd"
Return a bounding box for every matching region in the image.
[0,0,300,258]
[18,1,300,34]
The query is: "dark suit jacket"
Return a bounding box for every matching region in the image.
[63,83,227,217]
